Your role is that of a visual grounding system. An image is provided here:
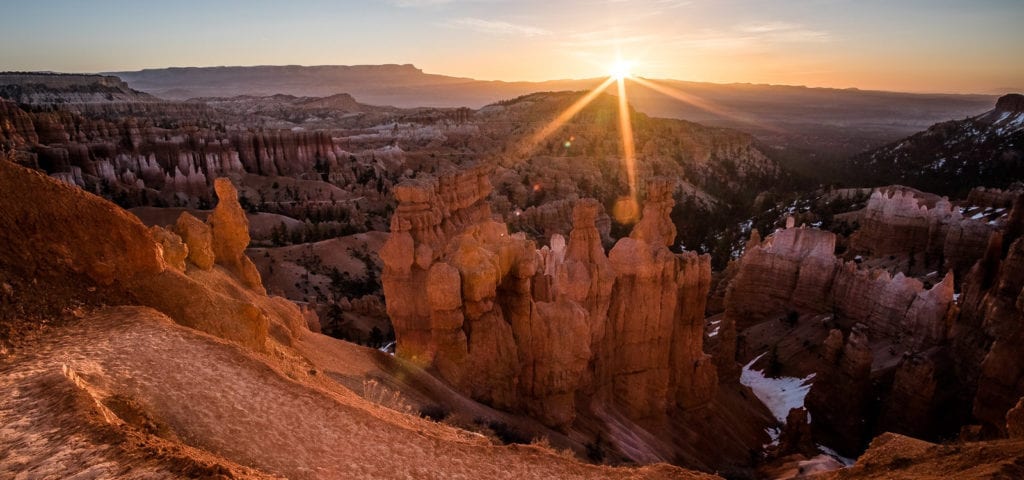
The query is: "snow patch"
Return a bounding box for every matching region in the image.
[740,354,816,424]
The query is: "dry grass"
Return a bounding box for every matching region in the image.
[362,378,415,415]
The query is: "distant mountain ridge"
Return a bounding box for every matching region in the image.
[852,93,1024,196]
[108,64,998,175]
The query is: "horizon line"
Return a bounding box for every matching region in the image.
[3,64,1018,97]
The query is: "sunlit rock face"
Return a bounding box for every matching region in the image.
[0,160,306,351]
[208,178,264,293]
[381,171,715,428]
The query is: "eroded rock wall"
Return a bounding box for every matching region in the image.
[850,190,998,278]
[725,225,955,351]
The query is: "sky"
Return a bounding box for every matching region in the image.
[1,0,1021,93]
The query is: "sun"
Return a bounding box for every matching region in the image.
[609,60,633,80]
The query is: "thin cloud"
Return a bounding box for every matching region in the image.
[447,17,550,37]
[736,22,830,41]
[667,22,831,50]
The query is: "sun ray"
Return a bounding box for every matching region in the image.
[515,76,617,157]
[629,76,782,133]
[613,76,640,223]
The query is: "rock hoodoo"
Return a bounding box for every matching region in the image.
[208,178,264,293]
[381,170,717,428]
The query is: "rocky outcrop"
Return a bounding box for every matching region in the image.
[967,186,1024,209]
[777,407,816,457]
[0,99,346,206]
[507,197,613,248]
[877,352,949,440]
[849,189,998,278]
[175,212,215,270]
[208,178,264,293]
[381,171,716,429]
[0,73,159,105]
[600,179,717,414]
[725,225,956,351]
[150,225,187,271]
[960,228,1024,436]
[0,159,305,351]
[722,223,961,453]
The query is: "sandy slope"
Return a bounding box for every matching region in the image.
[0,306,712,479]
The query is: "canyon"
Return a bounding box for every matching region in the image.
[2,72,1023,479]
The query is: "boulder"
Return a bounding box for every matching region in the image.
[150,225,188,272]
[175,212,214,270]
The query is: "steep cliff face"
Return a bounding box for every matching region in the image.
[960,231,1024,436]
[381,172,718,430]
[599,179,717,415]
[805,327,873,455]
[0,73,159,105]
[724,190,1024,452]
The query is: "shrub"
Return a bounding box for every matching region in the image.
[419,404,450,422]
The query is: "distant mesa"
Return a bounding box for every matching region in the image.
[0,71,159,105]
[994,93,1024,113]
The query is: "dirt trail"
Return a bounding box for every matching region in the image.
[1,306,711,479]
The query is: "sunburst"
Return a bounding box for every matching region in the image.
[514,56,753,225]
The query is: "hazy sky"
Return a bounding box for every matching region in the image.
[1,0,1021,93]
